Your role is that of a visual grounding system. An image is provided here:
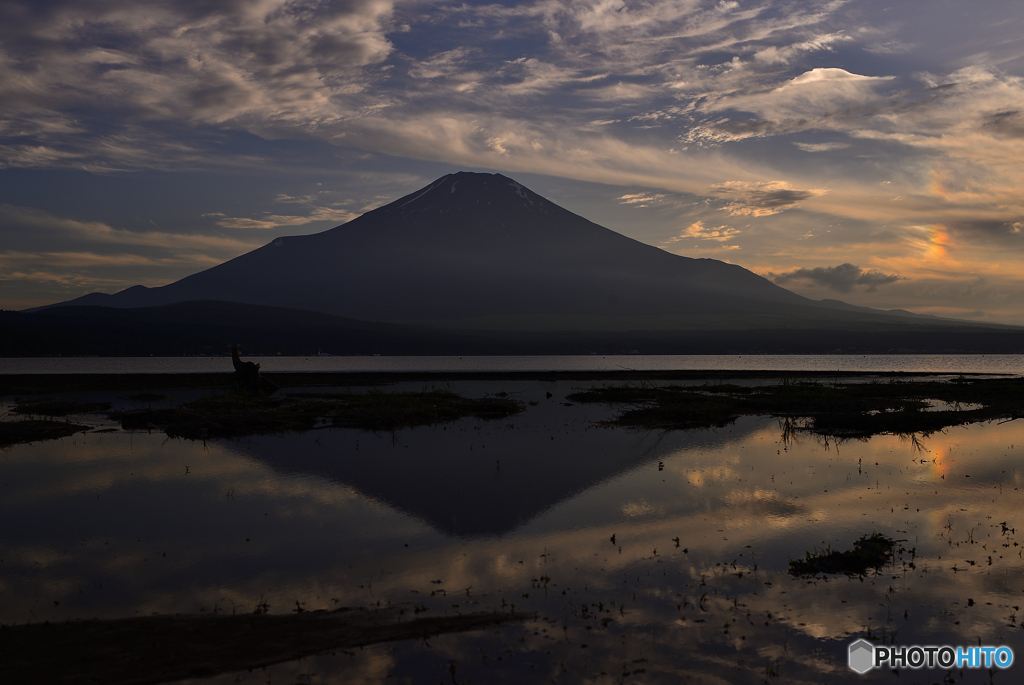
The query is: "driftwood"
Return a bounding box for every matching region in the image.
[231,345,278,394]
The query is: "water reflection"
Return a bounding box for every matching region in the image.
[235,399,767,538]
[2,381,1024,683]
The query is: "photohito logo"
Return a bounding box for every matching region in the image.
[848,639,1013,673]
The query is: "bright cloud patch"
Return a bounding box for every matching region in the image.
[666,221,740,243]
[618,192,666,206]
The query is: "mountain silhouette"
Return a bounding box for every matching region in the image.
[43,172,948,332]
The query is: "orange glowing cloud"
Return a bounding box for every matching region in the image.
[927,225,952,260]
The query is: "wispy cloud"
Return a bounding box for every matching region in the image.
[711,181,825,216]
[618,192,666,206]
[211,207,360,230]
[792,141,849,152]
[2,0,1024,320]
[0,205,259,253]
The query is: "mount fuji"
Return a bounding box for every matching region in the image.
[45,172,938,333]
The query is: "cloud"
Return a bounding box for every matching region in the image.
[793,141,849,152]
[0,0,397,156]
[770,263,901,293]
[272,194,317,204]
[618,192,666,206]
[982,110,1024,139]
[753,33,851,65]
[0,204,259,253]
[0,250,226,299]
[711,181,824,216]
[691,68,898,144]
[665,220,740,244]
[2,0,1024,322]
[213,207,360,230]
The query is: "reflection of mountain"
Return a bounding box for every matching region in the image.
[230,408,768,538]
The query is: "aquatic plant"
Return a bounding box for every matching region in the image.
[788,534,897,577]
[567,377,1024,439]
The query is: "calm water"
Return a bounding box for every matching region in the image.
[3,353,1024,374]
[3,379,1024,682]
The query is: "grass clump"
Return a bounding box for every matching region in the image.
[789,533,896,577]
[110,389,523,440]
[111,395,317,440]
[567,377,1024,438]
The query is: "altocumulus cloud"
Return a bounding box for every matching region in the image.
[711,181,824,217]
[771,264,901,293]
[2,0,1024,322]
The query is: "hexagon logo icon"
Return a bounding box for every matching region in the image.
[848,639,874,674]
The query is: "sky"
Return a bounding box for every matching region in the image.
[1,0,1023,324]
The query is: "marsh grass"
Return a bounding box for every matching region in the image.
[567,377,1024,438]
[788,533,897,577]
[110,389,524,439]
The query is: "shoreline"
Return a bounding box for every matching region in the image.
[0,368,1002,396]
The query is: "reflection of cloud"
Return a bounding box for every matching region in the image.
[8,403,1024,685]
[682,464,737,487]
[621,500,662,518]
[770,263,901,293]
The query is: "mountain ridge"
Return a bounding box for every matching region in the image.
[5,300,1023,357]
[34,172,1000,332]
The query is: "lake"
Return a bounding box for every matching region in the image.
[3,353,1024,375]
[2,375,1023,682]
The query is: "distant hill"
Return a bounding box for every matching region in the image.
[0,302,480,357]
[4,301,1024,356]
[39,171,988,333]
